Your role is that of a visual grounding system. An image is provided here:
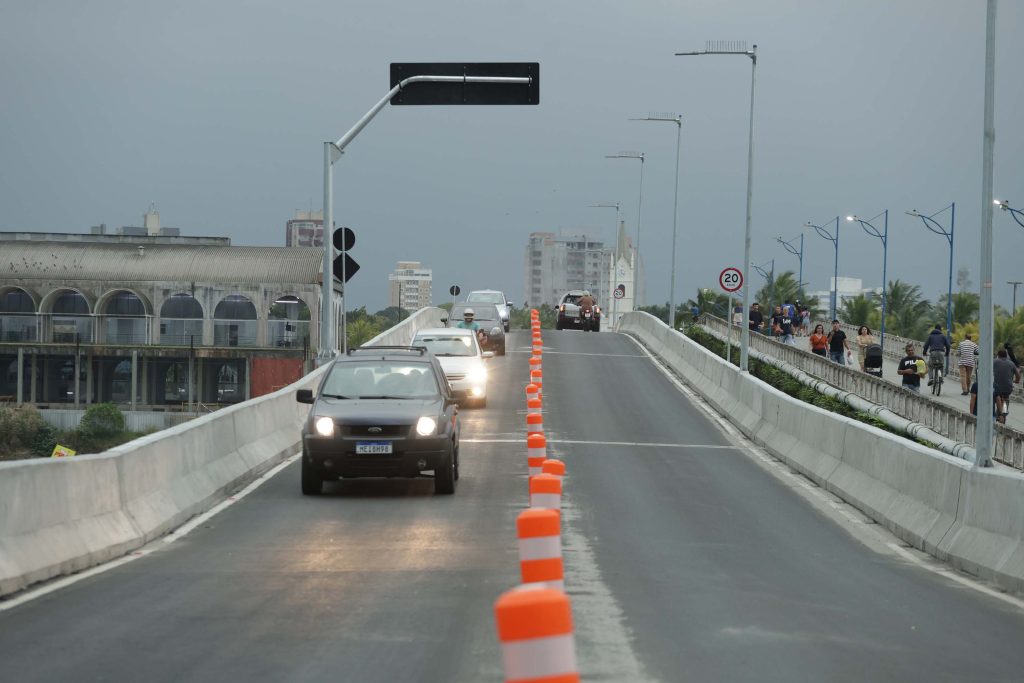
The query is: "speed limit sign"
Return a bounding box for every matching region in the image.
[719,267,743,293]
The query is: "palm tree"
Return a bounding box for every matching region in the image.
[932,291,980,332]
[687,289,731,319]
[884,280,932,339]
[839,293,880,329]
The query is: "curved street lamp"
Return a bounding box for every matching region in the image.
[776,233,804,299]
[752,259,775,331]
[907,203,955,345]
[847,211,888,351]
[995,199,1024,230]
[807,216,841,320]
[605,152,645,317]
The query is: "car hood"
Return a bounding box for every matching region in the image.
[435,356,484,374]
[315,397,443,424]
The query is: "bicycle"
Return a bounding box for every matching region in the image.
[928,351,945,396]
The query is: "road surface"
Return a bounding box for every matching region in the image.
[1,330,1023,682]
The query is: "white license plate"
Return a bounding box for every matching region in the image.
[356,441,393,454]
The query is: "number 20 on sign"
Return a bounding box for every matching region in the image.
[719,267,743,293]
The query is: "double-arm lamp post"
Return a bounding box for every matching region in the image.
[907,204,955,345]
[807,217,841,320]
[605,152,645,316]
[847,211,889,351]
[775,233,804,298]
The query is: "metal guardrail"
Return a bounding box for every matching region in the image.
[700,315,1024,470]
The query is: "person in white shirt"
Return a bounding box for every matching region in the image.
[958,333,979,396]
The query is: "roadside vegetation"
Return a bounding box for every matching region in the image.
[344,305,412,348]
[0,403,152,461]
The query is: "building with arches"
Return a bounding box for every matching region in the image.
[0,234,340,408]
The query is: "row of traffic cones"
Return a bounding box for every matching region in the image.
[493,310,580,682]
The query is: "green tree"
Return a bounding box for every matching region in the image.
[686,289,731,318]
[347,317,384,348]
[839,293,880,329]
[373,306,409,327]
[754,271,824,320]
[79,403,125,439]
[884,280,932,339]
[931,291,980,331]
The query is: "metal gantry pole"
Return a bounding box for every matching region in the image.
[976,0,997,468]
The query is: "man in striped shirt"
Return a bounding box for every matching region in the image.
[958,333,979,396]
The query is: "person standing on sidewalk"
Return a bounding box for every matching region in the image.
[993,349,1022,424]
[855,325,875,372]
[826,320,852,364]
[958,333,979,395]
[748,303,764,335]
[897,343,926,393]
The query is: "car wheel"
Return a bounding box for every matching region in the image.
[435,446,456,494]
[301,452,322,496]
[453,443,461,481]
[498,344,506,356]
[555,321,563,331]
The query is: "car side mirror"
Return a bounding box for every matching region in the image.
[482,351,494,359]
[440,316,449,324]
[296,389,314,404]
[507,302,514,308]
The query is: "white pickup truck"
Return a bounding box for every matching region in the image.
[555,290,600,331]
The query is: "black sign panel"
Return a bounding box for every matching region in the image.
[390,62,539,105]
[333,253,360,284]
[332,227,355,251]
[449,285,461,297]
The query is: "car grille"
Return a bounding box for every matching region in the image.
[343,424,409,437]
[446,373,466,381]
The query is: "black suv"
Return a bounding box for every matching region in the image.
[296,346,461,495]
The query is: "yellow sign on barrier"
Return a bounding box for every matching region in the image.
[51,444,77,458]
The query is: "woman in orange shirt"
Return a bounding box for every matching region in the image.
[809,324,828,357]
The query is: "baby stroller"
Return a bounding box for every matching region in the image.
[864,344,883,378]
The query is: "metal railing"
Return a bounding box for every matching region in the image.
[701,315,1024,470]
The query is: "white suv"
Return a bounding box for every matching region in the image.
[466,290,513,331]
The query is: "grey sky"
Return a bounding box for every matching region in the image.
[2,1,1022,313]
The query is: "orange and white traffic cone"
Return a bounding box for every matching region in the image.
[526,412,543,437]
[527,397,543,415]
[530,473,562,510]
[527,433,546,476]
[529,355,542,373]
[530,368,542,388]
[541,459,565,483]
[494,585,579,683]
[517,508,564,591]
[525,383,540,402]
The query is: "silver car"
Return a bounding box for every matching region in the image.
[466,290,513,332]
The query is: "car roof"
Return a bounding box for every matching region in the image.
[414,327,473,337]
[334,347,436,364]
[452,302,500,315]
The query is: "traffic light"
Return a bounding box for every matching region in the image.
[332,227,360,283]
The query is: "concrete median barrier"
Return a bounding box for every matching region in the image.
[0,307,445,598]
[618,311,1024,595]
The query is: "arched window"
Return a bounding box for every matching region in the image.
[160,294,204,346]
[268,294,311,348]
[214,294,257,347]
[0,287,37,342]
[101,291,148,344]
[46,290,92,343]
[161,293,203,320]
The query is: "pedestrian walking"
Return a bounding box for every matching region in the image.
[958,333,979,395]
[748,302,764,334]
[809,324,828,357]
[772,305,796,345]
[993,348,1022,424]
[855,325,875,372]
[897,342,926,393]
[826,320,852,365]
[800,306,810,336]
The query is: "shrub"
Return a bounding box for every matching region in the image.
[0,404,55,458]
[79,403,125,439]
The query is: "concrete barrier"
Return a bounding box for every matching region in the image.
[0,307,445,597]
[618,311,1024,595]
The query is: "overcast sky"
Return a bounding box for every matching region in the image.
[2,1,1022,313]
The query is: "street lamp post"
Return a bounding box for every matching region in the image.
[847,211,889,352]
[605,151,645,314]
[676,41,757,371]
[776,233,804,298]
[995,199,1024,230]
[808,217,841,320]
[907,204,955,346]
[590,202,621,325]
[631,114,683,329]
[1009,281,1023,317]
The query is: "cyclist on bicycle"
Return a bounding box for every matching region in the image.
[923,324,950,386]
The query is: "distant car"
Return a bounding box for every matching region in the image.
[412,328,492,408]
[466,290,513,332]
[444,303,506,356]
[556,290,601,331]
[296,346,460,495]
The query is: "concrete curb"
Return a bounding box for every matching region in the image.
[0,307,446,598]
[618,312,1024,596]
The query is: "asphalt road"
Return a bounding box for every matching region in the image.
[2,330,1024,682]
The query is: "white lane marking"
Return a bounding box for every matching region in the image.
[462,438,739,449]
[0,453,300,612]
[624,334,1024,613]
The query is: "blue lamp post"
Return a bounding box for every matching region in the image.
[995,199,1024,230]
[776,233,804,298]
[807,216,841,320]
[847,211,888,352]
[907,203,955,344]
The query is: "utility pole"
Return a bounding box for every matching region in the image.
[1010,281,1022,317]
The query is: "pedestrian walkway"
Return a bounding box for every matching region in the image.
[847,354,1024,432]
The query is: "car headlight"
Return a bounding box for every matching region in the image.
[416,416,437,436]
[314,416,335,437]
[467,365,487,384]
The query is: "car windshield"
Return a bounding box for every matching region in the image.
[414,334,476,357]
[467,292,504,305]
[564,294,581,304]
[322,361,439,399]
[452,306,497,322]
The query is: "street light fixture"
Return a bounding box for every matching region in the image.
[907,204,955,344]
[630,114,683,329]
[676,41,757,371]
[847,211,889,352]
[605,151,645,316]
[807,216,841,320]
[590,202,621,326]
[995,199,1024,230]
[775,233,804,299]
